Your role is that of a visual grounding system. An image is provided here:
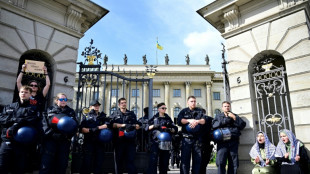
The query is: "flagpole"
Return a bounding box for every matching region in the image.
[156,37,158,65]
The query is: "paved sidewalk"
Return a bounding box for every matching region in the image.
[168,164,217,174]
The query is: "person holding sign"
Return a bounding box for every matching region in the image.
[16,62,50,113]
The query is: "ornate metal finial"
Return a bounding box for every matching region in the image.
[81,39,102,65]
[205,54,209,65]
[142,55,147,65]
[165,54,169,65]
[185,54,190,65]
[124,54,128,65]
[146,65,158,78]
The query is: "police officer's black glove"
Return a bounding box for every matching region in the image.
[89,127,99,133]
[6,123,19,139]
[125,124,135,132]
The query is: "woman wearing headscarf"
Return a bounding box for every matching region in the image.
[249,131,277,174]
[275,129,309,174]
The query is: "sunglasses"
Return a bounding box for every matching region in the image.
[29,84,38,87]
[58,98,68,102]
[160,107,167,110]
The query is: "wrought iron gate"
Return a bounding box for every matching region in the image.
[253,57,293,144]
[72,40,155,173]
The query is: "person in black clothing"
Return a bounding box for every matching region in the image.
[80,100,111,174]
[147,102,178,174]
[170,131,182,169]
[17,63,51,113]
[199,108,214,174]
[178,96,207,174]
[40,93,77,174]
[212,101,246,174]
[137,107,149,152]
[0,86,42,174]
[110,98,141,174]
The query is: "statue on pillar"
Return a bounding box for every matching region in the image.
[143,54,147,65]
[165,54,169,65]
[185,54,190,65]
[205,54,209,65]
[123,54,128,65]
[103,55,108,65]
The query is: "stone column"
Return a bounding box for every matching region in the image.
[164,82,170,115]
[185,81,191,103]
[143,81,149,107]
[121,81,128,99]
[206,82,213,116]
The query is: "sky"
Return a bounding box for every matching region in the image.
[77,0,225,72]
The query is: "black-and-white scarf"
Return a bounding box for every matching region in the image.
[249,131,276,166]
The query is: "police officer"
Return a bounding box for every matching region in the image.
[212,101,246,174]
[178,96,207,174]
[137,107,149,152]
[199,108,214,174]
[147,103,177,174]
[110,98,141,174]
[170,131,182,169]
[0,86,42,173]
[40,93,78,174]
[80,100,111,174]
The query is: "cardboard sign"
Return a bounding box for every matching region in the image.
[25,60,44,74]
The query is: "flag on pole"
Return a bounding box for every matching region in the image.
[156,41,163,50]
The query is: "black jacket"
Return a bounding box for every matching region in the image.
[177,107,205,137]
[42,105,77,140]
[80,109,110,142]
[212,112,246,140]
[0,100,42,143]
[110,109,141,142]
[147,113,178,141]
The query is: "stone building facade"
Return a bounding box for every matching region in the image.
[198,0,310,173]
[0,0,108,107]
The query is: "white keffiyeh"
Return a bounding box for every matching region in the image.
[249,131,276,167]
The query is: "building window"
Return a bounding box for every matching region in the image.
[173,107,181,123]
[153,89,160,97]
[111,89,119,97]
[194,89,201,97]
[215,109,221,116]
[173,89,181,97]
[132,89,139,97]
[152,107,158,116]
[213,92,220,100]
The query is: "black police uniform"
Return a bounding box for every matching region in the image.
[170,131,182,169]
[40,105,77,174]
[0,100,42,174]
[80,109,110,174]
[137,115,148,152]
[110,109,141,174]
[212,112,246,174]
[177,107,205,174]
[199,115,214,174]
[146,113,178,174]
